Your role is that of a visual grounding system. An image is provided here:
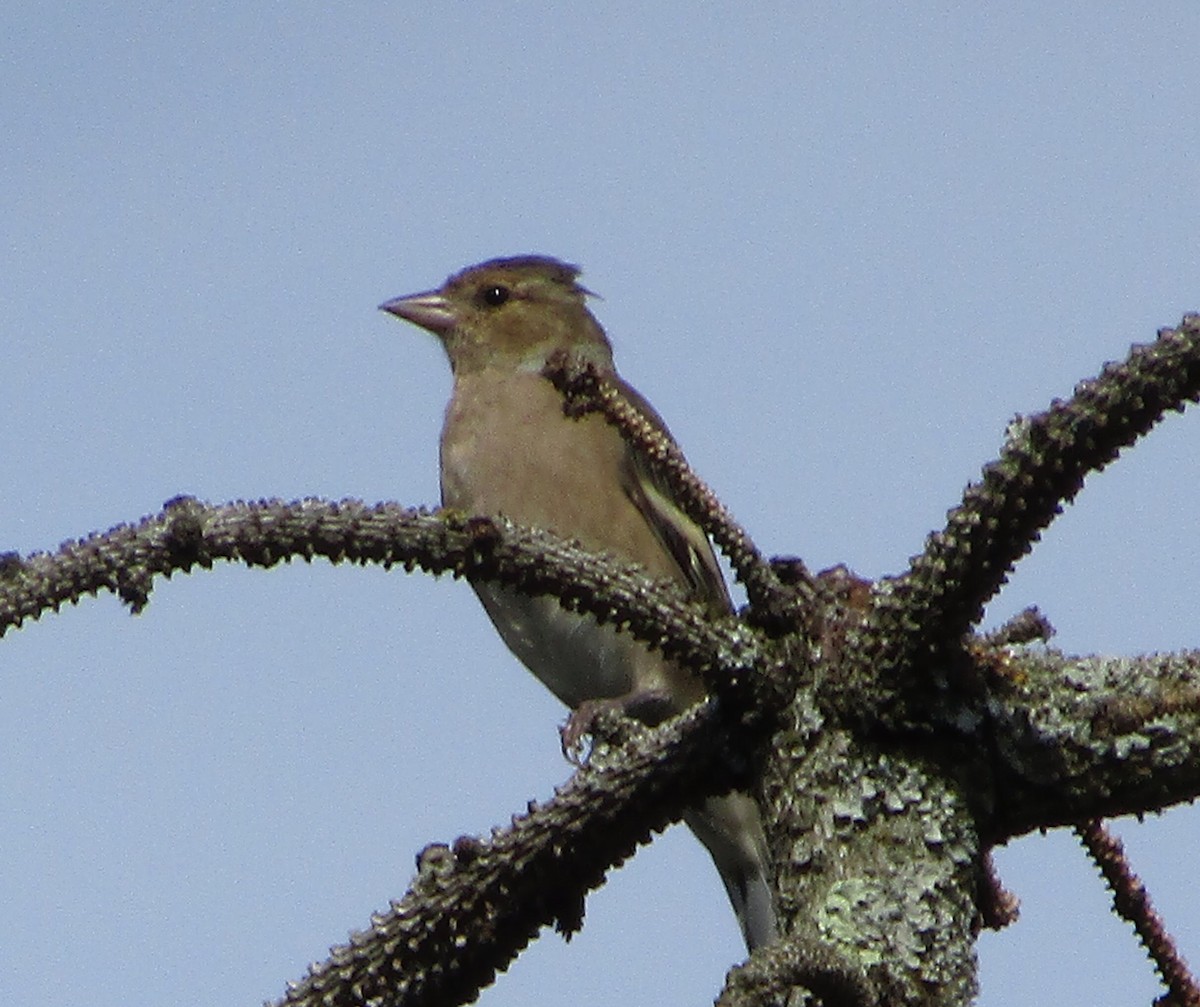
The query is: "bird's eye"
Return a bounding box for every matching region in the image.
[482,285,510,307]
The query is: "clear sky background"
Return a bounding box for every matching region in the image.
[2,5,1198,1006]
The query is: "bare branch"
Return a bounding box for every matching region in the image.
[981,648,1200,839]
[542,354,814,634]
[0,498,771,700]
[718,937,878,1007]
[1076,820,1200,1007]
[1,497,796,1003]
[6,318,1199,1005]
[977,606,1055,649]
[870,314,1200,670]
[274,701,749,1007]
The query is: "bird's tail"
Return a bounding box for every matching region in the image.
[684,791,777,951]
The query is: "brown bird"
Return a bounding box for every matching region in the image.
[381,255,775,950]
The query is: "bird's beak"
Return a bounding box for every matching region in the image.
[379,290,457,336]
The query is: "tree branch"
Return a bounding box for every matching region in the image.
[869,314,1200,672]
[542,354,814,635]
[1075,820,1200,1007]
[980,647,1200,840]
[274,701,753,1007]
[0,498,771,699]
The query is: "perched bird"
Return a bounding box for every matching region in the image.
[380,255,775,951]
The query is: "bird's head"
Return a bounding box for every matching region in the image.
[380,255,613,375]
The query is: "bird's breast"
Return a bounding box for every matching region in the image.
[438,370,671,575]
[438,368,702,710]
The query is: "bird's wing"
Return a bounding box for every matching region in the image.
[612,376,733,615]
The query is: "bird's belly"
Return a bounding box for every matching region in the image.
[472,582,650,708]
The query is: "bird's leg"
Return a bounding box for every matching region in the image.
[559,689,675,765]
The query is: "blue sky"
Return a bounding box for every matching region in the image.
[2,5,1198,1005]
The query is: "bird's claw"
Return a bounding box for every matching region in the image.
[560,698,618,765]
[559,690,675,765]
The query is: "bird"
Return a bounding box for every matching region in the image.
[380,255,776,952]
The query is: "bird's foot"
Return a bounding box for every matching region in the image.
[560,690,674,765]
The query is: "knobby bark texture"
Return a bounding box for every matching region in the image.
[2,315,1199,1006]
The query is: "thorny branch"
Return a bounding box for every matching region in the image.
[3,317,1200,1006]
